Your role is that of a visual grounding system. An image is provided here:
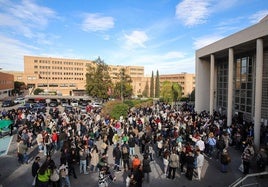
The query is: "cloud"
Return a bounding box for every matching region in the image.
[0,34,38,70]
[193,35,223,49]
[0,0,57,42]
[124,30,149,49]
[249,10,268,24]
[81,13,114,32]
[175,0,212,26]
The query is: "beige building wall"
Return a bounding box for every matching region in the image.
[7,56,146,96]
[159,73,195,97]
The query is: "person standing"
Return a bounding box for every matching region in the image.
[256,148,267,172]
[167,149,179,180]
[32,156,41,186]
[195,149,204,180]
[36,161,51,187]
[241,143,254,175]
[113,143,122,172]
[121,143,130,171]
[142,154,152,183]
[186,151,195,180]
[17,139,28,164]
[90,145,100,172]
[220,149,231,173]
[79,146,89,174]
[133,164,144,187]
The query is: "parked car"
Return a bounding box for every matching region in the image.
[64,105,75,114]
[14,97,25,104]
[61,99,68,107]
[30,103,46,113]
[70,99,79,107]
[1,100,15,107]
[18,103,33,111]
[91,102,102,108]
[49,99,59,107]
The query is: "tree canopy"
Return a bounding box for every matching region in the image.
[85,57,112,99]
[160,81,182,102]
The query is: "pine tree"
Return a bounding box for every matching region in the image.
[150,71,154,98]
[155,70,160,98]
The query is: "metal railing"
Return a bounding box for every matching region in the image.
[229,171,268,187]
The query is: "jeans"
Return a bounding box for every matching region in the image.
[114,159,120,171]
[61,176,71,187]
[80,159,87,174]
[129,147,135,156]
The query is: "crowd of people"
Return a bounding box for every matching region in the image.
[1,100,268,187]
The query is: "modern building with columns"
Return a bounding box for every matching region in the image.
[195,15,268,149]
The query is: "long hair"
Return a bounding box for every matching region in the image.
[38,161,50,175]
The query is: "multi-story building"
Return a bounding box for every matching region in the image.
[0,71,14,100]
[195,15,268,149]
[159,73,195,97]
[21,56,147,96]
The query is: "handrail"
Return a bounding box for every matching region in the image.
[229,171,268,187]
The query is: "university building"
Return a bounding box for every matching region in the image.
[195,15,268,148]
[15,56,146,96]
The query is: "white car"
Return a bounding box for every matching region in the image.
[70,100,79,107]
[14,97,25,104]
[91,102,102,108]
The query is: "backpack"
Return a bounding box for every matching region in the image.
[50,169,59,181]
[122,145,128,154]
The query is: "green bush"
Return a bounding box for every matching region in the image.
[110,103,129,120]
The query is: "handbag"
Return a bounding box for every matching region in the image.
[50,169,60,181]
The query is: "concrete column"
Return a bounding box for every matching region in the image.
[210,54,215,116]
[227,48,234,127]
[254,38,263,150]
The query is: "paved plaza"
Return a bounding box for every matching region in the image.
[0,134,267,187]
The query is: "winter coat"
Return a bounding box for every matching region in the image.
[142,158,151,173]
[90,150,99,166]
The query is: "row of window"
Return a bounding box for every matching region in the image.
[37,83,77,87]
[34,59,85,66]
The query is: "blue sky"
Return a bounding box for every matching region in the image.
[0,0,267,76]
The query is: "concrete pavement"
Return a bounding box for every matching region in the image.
[0,135,267,187]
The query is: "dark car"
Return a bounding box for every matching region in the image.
[18,103,33,111]
[64,105,75,114]
[49,99,59,107]
[1,100,15,107]
[30,103,46,113]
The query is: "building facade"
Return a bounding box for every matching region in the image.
[159,73,195,97]
[195,15,268,148]
[22,56,146,96]
[0,72,14,100]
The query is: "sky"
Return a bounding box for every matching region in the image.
[0,0,268,76]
